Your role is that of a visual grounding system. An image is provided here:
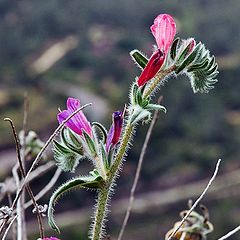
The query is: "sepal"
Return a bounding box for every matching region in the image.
[130,49,149,69]
[99,141,110,170]
[146,104,167,113]
[48,173,104,233]
[129,105,151,125]
[60,128,83,154]
[170,37,180,60]
[53,139,82,172]
[82,130,97,156]
[92,121,108,143]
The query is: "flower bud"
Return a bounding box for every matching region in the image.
[137,49,164,86]
[150,14,176,55]
[106,111,124,151]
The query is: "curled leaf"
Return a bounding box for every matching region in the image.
[48,174,104,233]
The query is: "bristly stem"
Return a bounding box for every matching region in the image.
[143,66,176,98]
[91,120,133,240]
[91,185,110,240]
[117,97,162,240]
[91,66,175,239]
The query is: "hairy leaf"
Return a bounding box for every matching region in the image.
[48,174,104,233]
[130,49,149,69]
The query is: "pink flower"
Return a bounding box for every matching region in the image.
[137,14,176,86]
[58,97,92,136]
[150,14,176,55]
[137,49,165,86]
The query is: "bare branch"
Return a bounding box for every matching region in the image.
[217,225,240,240]
[10,102,92,209]
[24,168,62,210]
[2,215,18,240]
[167,159,222,240]
[4,118,44,238]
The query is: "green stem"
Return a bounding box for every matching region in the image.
[91,184,110,240]
[109,122,133,181]
[90,65,175,240]
[91,122,133,240]
[143,65,176,98]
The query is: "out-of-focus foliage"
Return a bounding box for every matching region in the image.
[0,0,240,239]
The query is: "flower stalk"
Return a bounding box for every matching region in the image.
[91,121,134,240]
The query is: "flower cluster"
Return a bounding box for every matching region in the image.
[137,14,176,86]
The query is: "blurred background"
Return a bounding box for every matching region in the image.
[0,0,240,239]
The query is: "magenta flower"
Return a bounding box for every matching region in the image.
[106,111,124,151]
[58,97,92,136]
[137,14,176,86]
[150,14,176,55]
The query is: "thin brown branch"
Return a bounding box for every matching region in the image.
[117,97,163,240]
[4,118,44,238]
[167,159,222,240]
[10,102,92,209]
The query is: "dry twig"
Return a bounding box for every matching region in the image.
[166,159,222,240]
[217,225,240,240]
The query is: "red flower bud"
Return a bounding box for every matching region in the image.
[137,50,165,86]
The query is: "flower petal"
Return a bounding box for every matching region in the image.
[150,14,176,54]
[57,110,82,135]
[57,97,92,136]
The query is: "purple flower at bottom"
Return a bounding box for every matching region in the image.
[58,97,92,136]
[106,111,124,151]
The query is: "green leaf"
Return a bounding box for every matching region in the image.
[170,37,180,60]
[188,68,218,93]
[130,49,149,69]
[61,129,83,154]
[176,41,193,64]
[48,174,104,233]
[82,130,97,155]
[181,42,219,93]
[147,104,167,113]
[187,59,209,72]
[175,43,201,74]
[136,88,143,105]
[100,141,109,169]
[53,140,81,172]
[92,122,108,143]
[131,83,139,105]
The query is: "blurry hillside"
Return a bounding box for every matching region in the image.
[0,0,240,239]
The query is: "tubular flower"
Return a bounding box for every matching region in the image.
[137,14,176,86]
[58,97,92,136]
[137,49,165,86]
[150,14,176,54]
[106,111,124,151]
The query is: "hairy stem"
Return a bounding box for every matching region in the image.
[143,65,176,98]
[91,121,133,240]
[109,122,133,182]
[91,66,175,240]
[91,185,110,240]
